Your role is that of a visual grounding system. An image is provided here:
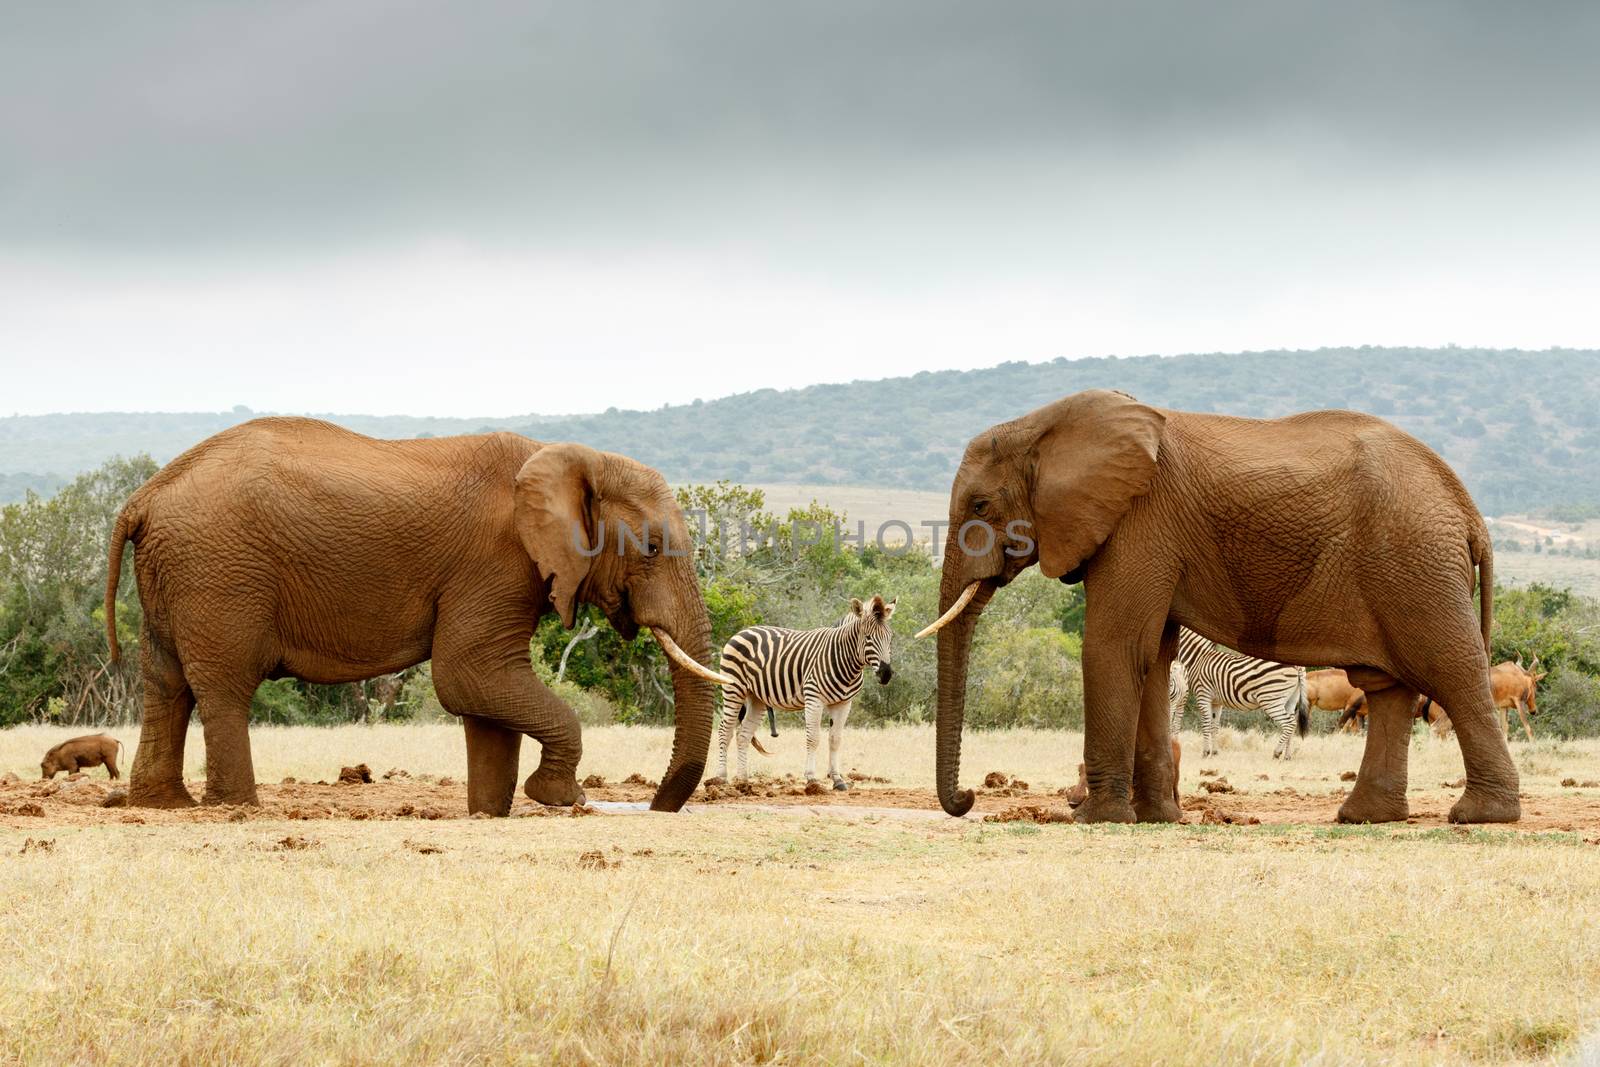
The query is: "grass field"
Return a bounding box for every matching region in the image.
[4,723,1600,1065]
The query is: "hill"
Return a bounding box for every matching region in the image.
[5,347,1599,514]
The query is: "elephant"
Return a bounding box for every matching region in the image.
[41,733,123,779]
[104,417,730,814]
[919,389,1519,826]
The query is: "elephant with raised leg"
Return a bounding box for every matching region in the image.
[104,417,729,814]
[920,389,1519,826]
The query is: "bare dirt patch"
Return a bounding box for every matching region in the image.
[1,774,1597,832]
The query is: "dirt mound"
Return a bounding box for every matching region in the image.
[337,764,372,784]
[267,835,319,851]
[577,849,618,869]
[1339,771,1358,782]
[1199,808,1261,826]
[582,774,606,788]
[18,837,54,854]
[847,771,891,784]
[622,773,655,787]
[984,804,1073,824]
[1202,778,1235,794]
[982,771,1011,788]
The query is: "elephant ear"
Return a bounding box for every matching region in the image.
[1031,390,1166,580]
[513,443,602,629]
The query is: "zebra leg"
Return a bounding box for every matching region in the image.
[735,698,761,781]
[827,700,853,790]
[716,684,742,782]
[1273,705,1294,759]
[1198,692,1216,757]
[803,693,824,782]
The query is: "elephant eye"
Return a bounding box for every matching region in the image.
[972,498,990,517]
[645,541,661,558]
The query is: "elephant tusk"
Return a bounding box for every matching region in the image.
[651,628,736,686]
[916,581,981,639]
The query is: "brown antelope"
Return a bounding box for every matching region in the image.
[1361,657,1547,742]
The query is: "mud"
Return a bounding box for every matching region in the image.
[2,773,1599,832]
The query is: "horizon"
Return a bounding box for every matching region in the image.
[7,343,1596,421]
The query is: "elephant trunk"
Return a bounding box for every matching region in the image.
[934,574,994,817]
[650,614,716,812]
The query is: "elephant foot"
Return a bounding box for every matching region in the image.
[127,780,198,809]
[1072,792,1136,824]
[202,783,260,807]
[1132,794,1181,823]
[1336,784,1408,824]
[524,769,585,807]
[1449,787,1520,824]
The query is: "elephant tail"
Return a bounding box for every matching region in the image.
[1475,530,1495,659]
[104,505,136,665]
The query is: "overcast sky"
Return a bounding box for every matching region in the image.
[4,1,1599,416]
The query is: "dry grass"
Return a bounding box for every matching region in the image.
[3,723,1600,1065]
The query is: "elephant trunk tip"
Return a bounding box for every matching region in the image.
[940,787,975,818]
[649,759,704,812]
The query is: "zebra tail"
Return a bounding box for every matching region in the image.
[1296,672,1310,737]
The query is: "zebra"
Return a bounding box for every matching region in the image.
[716,595,896,790]
[1175,627,1308,759]
[1167,659,1189,734]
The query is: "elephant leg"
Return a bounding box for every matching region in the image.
[827,700,852,789]
[433,627,583,810]
[129,633,198,809]
[1422,686,1519,825]
[462,715,522,816]
[1131,624,1180,823]
[1337,683,1415,824]
[190,675,261,806]
[1076,629,1160,825]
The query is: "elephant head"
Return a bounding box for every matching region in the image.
[919,390,1166,815]
[514,443,727,811]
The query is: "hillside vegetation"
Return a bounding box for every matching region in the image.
[4,347,1599,514]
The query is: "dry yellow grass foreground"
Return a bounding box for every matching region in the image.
[3,724,1600,1065]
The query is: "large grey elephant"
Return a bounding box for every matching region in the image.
[105,417,728,814]
[920,390,1519,825]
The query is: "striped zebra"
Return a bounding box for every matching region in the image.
[1176,627,1309,759]
[716,595,896,789]
[1167,659,1189,733]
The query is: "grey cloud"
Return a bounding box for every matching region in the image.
[3,0,1598,247]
